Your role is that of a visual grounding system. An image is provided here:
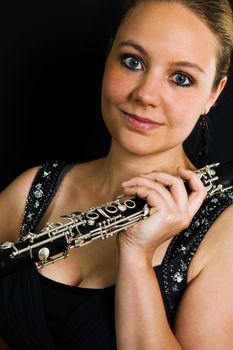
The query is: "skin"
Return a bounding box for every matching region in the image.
[0,1,233,349]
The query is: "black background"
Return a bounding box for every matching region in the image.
[0,0,232,191]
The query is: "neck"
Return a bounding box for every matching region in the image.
[94,142,196,200]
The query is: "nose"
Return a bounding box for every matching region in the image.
[131,73,161,107]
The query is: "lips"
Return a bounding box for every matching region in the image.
[122,111,163,131]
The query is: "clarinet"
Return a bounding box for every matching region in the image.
[0,161,233,277]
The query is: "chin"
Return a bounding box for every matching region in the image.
[121,139,160,157]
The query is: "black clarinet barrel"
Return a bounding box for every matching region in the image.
[215,159,233,188]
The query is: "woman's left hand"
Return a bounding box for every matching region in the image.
[119,168,207,259]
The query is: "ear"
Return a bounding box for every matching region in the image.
[203,76,228,114]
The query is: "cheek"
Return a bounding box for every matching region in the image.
[167,93,204,128]
[164,97,204,144]
[102,63,131,106]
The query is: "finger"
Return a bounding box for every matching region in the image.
[122,184,171,213]
[123,185,186,236]
[123,172,184,194]
[137,172,189,209]
[122,176,177,210]
[177,167,207,215]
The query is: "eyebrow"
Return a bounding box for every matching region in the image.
[118,40,147,55]
[118,40,205,74]
[170,61,205,74]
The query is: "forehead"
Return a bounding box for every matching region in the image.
[115,2,218,67]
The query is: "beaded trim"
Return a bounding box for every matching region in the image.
[161,189,233,321]
[20,161,68,238]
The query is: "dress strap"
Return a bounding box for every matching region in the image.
[159,189,233,324]
[20,160,70,238]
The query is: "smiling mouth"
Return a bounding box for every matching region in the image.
[122,111,163,131]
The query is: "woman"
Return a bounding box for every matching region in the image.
[0,0,233,349]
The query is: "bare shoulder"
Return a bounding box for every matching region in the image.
[0,166,40,243]
[204,201,233,265]
[188,201,233,282]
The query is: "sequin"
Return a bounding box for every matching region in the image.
[27,213,34,221]
[173,272,183,283]
[180,260,187,271]
[34,201,40,208]
[184,229,192,238]
[172,285,179,292]
[43,170,51,178]
[178,245,186,253]
[33,189,43,198]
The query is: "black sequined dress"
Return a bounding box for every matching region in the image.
[0,161,233,349]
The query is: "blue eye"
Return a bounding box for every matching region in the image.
[121,55,143,71]
[172,73,193,87]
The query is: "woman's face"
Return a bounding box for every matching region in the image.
[101,1,226,157]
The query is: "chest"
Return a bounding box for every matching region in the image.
[38,230,174,289]
[38,234,119,288]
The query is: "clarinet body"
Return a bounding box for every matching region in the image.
[0,161,233,277]
[0,196,149,276]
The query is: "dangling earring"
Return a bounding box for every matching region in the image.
[197,114,209,168]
